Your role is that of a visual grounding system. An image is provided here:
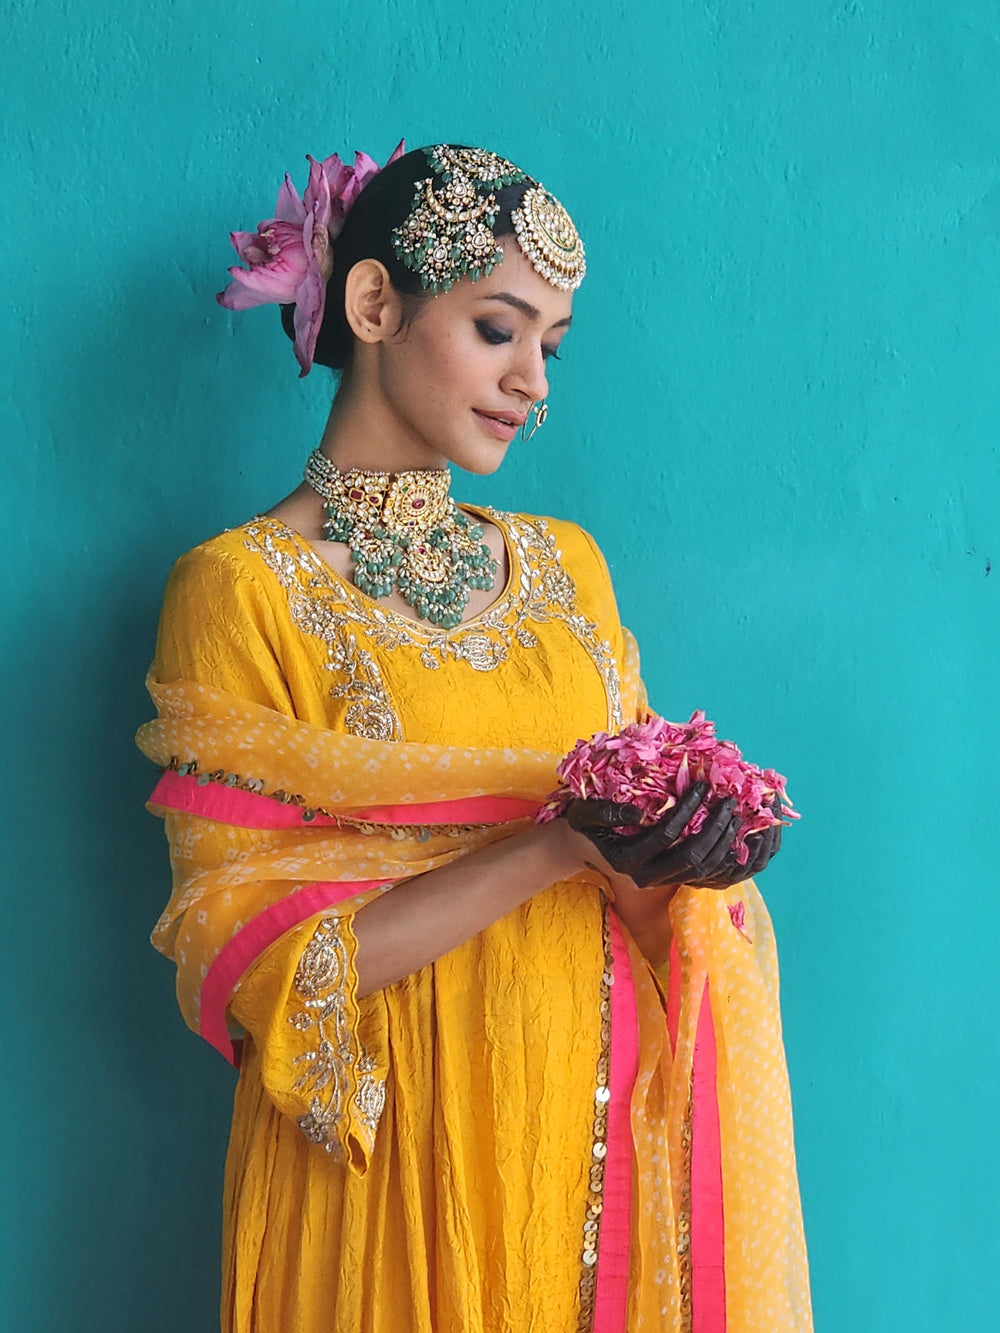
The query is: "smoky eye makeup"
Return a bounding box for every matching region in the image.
[474,319,513,346]
[476,318,564,361]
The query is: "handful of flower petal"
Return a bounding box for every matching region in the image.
[536,711,799,866]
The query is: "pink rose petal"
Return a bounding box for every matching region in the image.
[538,710,799,852]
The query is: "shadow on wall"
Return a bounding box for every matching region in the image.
[11,262,251,1332]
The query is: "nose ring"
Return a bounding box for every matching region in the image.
[520,401,548,442]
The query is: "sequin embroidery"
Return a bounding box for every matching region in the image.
[243,514,622,731]
[243,523,403,741]
[287,916,386,1159]
[576,902,614,1331]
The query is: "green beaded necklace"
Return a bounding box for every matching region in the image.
[303,450,497,631]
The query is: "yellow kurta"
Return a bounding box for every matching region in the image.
[148,510,812,1333]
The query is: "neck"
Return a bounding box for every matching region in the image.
[318,375,449,475]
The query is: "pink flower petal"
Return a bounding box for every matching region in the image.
[537,711,800,852]
[273,174,306,224]
[291,267,327,376]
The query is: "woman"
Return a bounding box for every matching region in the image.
[138,143,812,1333]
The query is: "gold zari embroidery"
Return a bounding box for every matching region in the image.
[243,523,403,741]
[287,916,386,1159]
[243,514,622,732]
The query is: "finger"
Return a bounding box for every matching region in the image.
[656,782,711,842]
[599,784,713,877]
[683,798,738,864]
[769,797,784,856]
[630,851,686,889]
[633,796,737,885]
[694,813,743,877]
[744,828,773,877]
[637,816,736,886]
[610,778,714,874]
[564,798,643,831]
[769,818,783,858]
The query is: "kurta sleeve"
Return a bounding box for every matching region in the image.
[150,537,390,1172]
[228,911,389,1171]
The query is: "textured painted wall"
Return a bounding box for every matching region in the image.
[6,1,998,1328]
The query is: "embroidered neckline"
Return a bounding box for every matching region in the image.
[258,507,518,638]
[241,512,623,733]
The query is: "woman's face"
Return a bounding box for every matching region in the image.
[371,238,574,475]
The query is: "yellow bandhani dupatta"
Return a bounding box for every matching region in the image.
[138,670,811,1333]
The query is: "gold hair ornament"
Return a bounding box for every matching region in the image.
[511,186,586,291]
[392,145,585,295]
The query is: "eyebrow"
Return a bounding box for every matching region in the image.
[477,292,572,329]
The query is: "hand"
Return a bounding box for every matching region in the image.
[561,782,775,890]
[698,795,784,886]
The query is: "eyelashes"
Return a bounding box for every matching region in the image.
[474,319,563,361]
[475,319,511,346]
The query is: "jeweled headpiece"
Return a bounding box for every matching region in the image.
[392,145,585,294]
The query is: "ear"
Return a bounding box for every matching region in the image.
[343,259,404,345]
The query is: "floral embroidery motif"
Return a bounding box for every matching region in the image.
[243,513,622,731]
[287,916,386,1158]
[243,523,403,741]
[354,1050,387,1151]
[484,511,622,730]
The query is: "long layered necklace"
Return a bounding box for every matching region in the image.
[304,450,497,630]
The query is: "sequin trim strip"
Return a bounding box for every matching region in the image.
[577,903,614,1331]
[678,1090,694,1332]
[160,757,494,839]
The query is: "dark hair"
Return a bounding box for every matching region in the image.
[281,146,534,373]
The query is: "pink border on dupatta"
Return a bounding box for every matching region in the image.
[592,909,640,1333]
[149,770,537,830]
[199,879,391,1064]
[159,777,538,1066]
[664,941,727,1328]
[690,977,726,1331]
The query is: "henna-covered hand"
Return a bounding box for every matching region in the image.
[561,783,781,890]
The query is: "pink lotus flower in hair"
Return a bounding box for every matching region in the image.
[217,139,406,376]
[536,710,799,866]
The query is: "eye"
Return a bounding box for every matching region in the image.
[542,346,562,362]
[475,319,512,346]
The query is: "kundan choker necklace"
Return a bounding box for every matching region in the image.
[303,450,498,630]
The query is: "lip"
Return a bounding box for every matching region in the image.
[473,409,526,440]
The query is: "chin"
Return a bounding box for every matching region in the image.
[457,454,508,477]
[446,440,512,477]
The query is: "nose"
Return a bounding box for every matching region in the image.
[500,340,549,405]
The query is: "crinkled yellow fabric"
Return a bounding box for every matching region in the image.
[141,514,811,1332]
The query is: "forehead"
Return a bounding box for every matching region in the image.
[457,240,574,325]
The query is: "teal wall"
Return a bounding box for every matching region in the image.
[6,1,997,1328]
